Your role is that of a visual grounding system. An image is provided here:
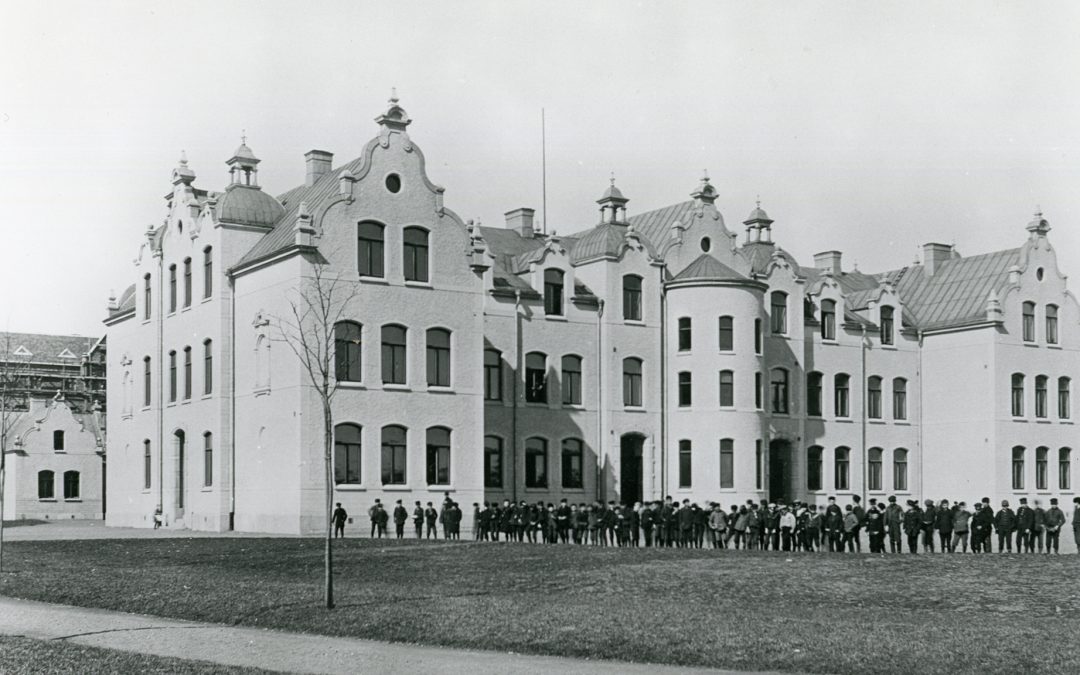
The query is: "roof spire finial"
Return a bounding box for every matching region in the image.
[756,194,761,209]
[703,169,710,182]
[241,129,246,146]
[610,171,616,187]
[179,150,188,166]
[390,87,399,104]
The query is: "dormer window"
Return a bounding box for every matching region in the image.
[821,300,836,340]
[623,275,642,321]
[544,269,564,316]
[880,306,894,345]
[770,291,788,335]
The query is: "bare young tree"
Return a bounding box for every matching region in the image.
[272,254,360,609]
[0,335,31,574]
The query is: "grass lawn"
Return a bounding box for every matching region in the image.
[0,635,278,674]
[2,538,1078,674]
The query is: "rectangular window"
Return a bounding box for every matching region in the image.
[867,377,882,419]
[623,275,642,321]
[63,472,80,499]
[770,293,787,334]
[755,440,763,491]
[807,447,823,491]
[203,248,213,298]
[561,355,582,406]
[168,352,177,402]
[183,258,192,308]
[168,265,177,313]
[678,371,692,407]
[1059,378,1071,419]
[678,440,692,488]
[821,300,836,340]
[894,450,908,491]
[1011,447,1024,490]
[1011,374,1024,416]
[834,375,850,417]
[719,371,734,408]
[526,353,548,403]
[38,471,54,499]
[484,349,502,401]
[144,357,152,407]
[544,269,564,316]
[678,317,692,352]
[561,439,584,489]
[754,318,762,354]
[893,379,907,420]
[143,441,152,490]
[835,449,850,491]
[358,223,385,278]
[204,341,213,395]
[718,316,733,352]
[770,370,789,414]
[53,430,65,451]
[425,429,451,485]
[1036,448,1048,490]
[144,274,152,319]
[203,433,213,487]
[525,438,548,488]
[880,306,894,345]
[754,372,762,409]
[334,425,362,485]
[426,329,451,387]
[484,437,503,488]
[381,428,407,485]
[403,228,430,282]
[623,359,643,407]
[381,326,407,385]
[1060,449,1071,491]
[183,347,192,400]
[1022,302,1035,342]
[806,372,822,417]
[719,439,734,489]
[868,450,882,491]
[1047,305,1059,345]
[1035,376,1048,418]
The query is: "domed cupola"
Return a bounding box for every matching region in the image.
[216,135,284,228]
[1026,209,1051,239]
[690,172,718,205]
[597,176,629,224]
[743,199,775,244]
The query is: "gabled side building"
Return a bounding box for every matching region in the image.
[103,98,1078,534]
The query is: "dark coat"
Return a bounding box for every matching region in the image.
[935,506,954,532]
[995,507,1016,533]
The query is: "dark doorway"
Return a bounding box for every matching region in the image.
[175,430,186,510]
[620,434,644,505]
[769,439,790,504]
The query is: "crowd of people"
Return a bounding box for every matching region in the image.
[331,494,1080,554]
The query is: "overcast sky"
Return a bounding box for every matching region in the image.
[3,1,1079,336]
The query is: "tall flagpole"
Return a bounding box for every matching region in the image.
[541,108,547,235]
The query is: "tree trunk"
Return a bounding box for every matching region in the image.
[0,458,6,574]
[324,396,334,609]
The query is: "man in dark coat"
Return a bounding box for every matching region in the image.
[641,501,655,547]
[995,500,1016,552]
[935,499,954,553]
[1015,497,1034,553]
[903,500,922,553]
[556,498,572,543]
[331,502,348,539]
[393,500,408,539]
[659,498,675,548]
[413,501,425,539]
[866,506,885,553]
[425,501,439,539]
[1045,497,1066,554]
[824,497,843,552]
[678,499,695,548]
[920,499,937,553]
[629,502,642,547]
[884,496,904,553]
[851,495,867,552]
[373,502,389,538]
[1031,500,1047,553]
[975,497,995,552]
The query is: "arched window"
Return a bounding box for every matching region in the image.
[63,471,80,499]
[880,306,894,345]
[484,348,502,401]
[1060,448,1072,491]
[771,368,789,414]
[143,356,152,407]
[1035,375,1048,418]
[719,438,734,489]
[403,227,430,282]
[868,447,883,491]
[484,436,503,488]
[678,371,692,407]
[1011,446,1025,490]
[183,258,192,308]
[1022,301,1035,342]
[893,449,908,491]
[525,437,548,488]
[183,346,192,400]
[1046,304,1058,344]
[254,335,270,390]
[561,355,582,405]
[867,376,882,419]
[807,446,823,491]
[168,350,177,402]
[834,447,850,491]
[1059,377,1071,419]
[806,372,823,416]
[426,328,451,387]
[38,470,55,499]
[203,246,213,298]
[561,438,584,489]
[820,300,836,340]
[426,426,451,485]
[719,370,734,408]
[168,264,178,313]
[622,274,642,321]
[1036,446,1049,490]
[143,273,152,319]
[893,378,907,420]
[770,291,788,335]
[678,439,692,488]
[544,269,564,316]
[143,440,152,489]
[525,352,548,403]
[203,432,213,487]
[381,325,407,385]
[718,316,734,352]
[334,424,362,485]
[203,339,213,395]
[834,373,850,417]
[1011,373,1025,416]
[623,357,643,407]
[358,222,385,278]
[677,317,692,351]
[381,425,407,485]
[334,322,362,382]
[53,430,65,451]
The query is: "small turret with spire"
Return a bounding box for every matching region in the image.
[172,150,195,187]
[743,198,774,244]
[376,88,412,131]
[597,174,629,224]
[1026,208,1051,240]
[691,171,717,206]
[227,132,260,187]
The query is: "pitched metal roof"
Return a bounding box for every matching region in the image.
[670,254,748,282]
[569,223,627,263]
[0,332,98,365]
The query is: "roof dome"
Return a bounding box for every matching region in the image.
[232,142,258,162]
[745,205,772,223]
[216,186,284,228]
[597,183,628,205]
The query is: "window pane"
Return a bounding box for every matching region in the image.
[484,349,502,401]
[678,317,692,351]
[718,316,733,351]
[623,275,642,321]
[678,440,692,488]
[561,355,582,405]
[484,436,503,488]
[544,269,564,316]
[719,439,734,489]
[335,322,363,382]
[561,439,583,489]
[526,352,547,403]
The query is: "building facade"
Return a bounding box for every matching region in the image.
[104,98,1079,534]
[1,333,106,520]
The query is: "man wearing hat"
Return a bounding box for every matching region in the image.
[1015,497,1034,553]
[824,497,843,552]
[920,499,937,553]
[884,496,904,553]
[851,495,867,552]
[1031,500,1047,553]
[935,499,954,553]
[1073,497,1080,552]
[951,501,971,553]
[903,500,922,553]
[1044,498,1065,554]
[995,500,1016,552]
[975,497,995,552]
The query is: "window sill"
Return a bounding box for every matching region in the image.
[39,499,57,503]
[181,305,192,313]
[623,319,646,327]
[1035,419,1052,424]
[358,276,389,285]
[1047,344,1062,350]
[201,296,213,304]
[335,485,367,491]
[381,484,412,491]
[122,413,133,420]
[141,406,151,412]
[717,350,734,356]
[718,406,736,412]
[821,338,838,346]
[562,403,586,411]
[427,386,455,394]
[337,381,366,390]
[200,487,213,492]
[404,280,433,289]
[868,419,886,425]
[53,450,66,454]
[561,487,586,493]
[382,384,411,392]
[166,402,177,408]
[771,412,791,418]
[427,485,454,491]
[524,487,550,492]
[1022,342,1039,348]
[879,344,898,350]
[524,402,550,408]
[1060,420,1073,425]
[181,399,192,405]
[545,315,567,322]
[64,499,82,503]
[894,420,911,425]
[623,406,647,413]
[676,350,692,356]
[141,319,152,325]
[254,387,271,397]
[200,394,213,400]
[1012,417,1028,423]
[833,418,854,423]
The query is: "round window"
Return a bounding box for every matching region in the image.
[1036,267,1044,281]
[701,237,711,252]
[385,173,402,194]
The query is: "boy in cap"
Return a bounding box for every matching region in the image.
[1045,498,1065,554]
[903,500,922,553]
[1015,497,1034,553]
[921,499,937,553]
[884,496,904,553]
[1031,499,1046,553]
[413,501,425,539]
[936,499,954,553]
[951,501,971,553]
[393,500,408,539]
[995,500,1016,552]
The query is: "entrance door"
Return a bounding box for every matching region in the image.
[768,439,789,503]
[620,434,644,505]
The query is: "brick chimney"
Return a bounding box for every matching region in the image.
[304,150,333,187]
[922,243,954,276]
[505,207,536,239]
[813,251,842,275]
